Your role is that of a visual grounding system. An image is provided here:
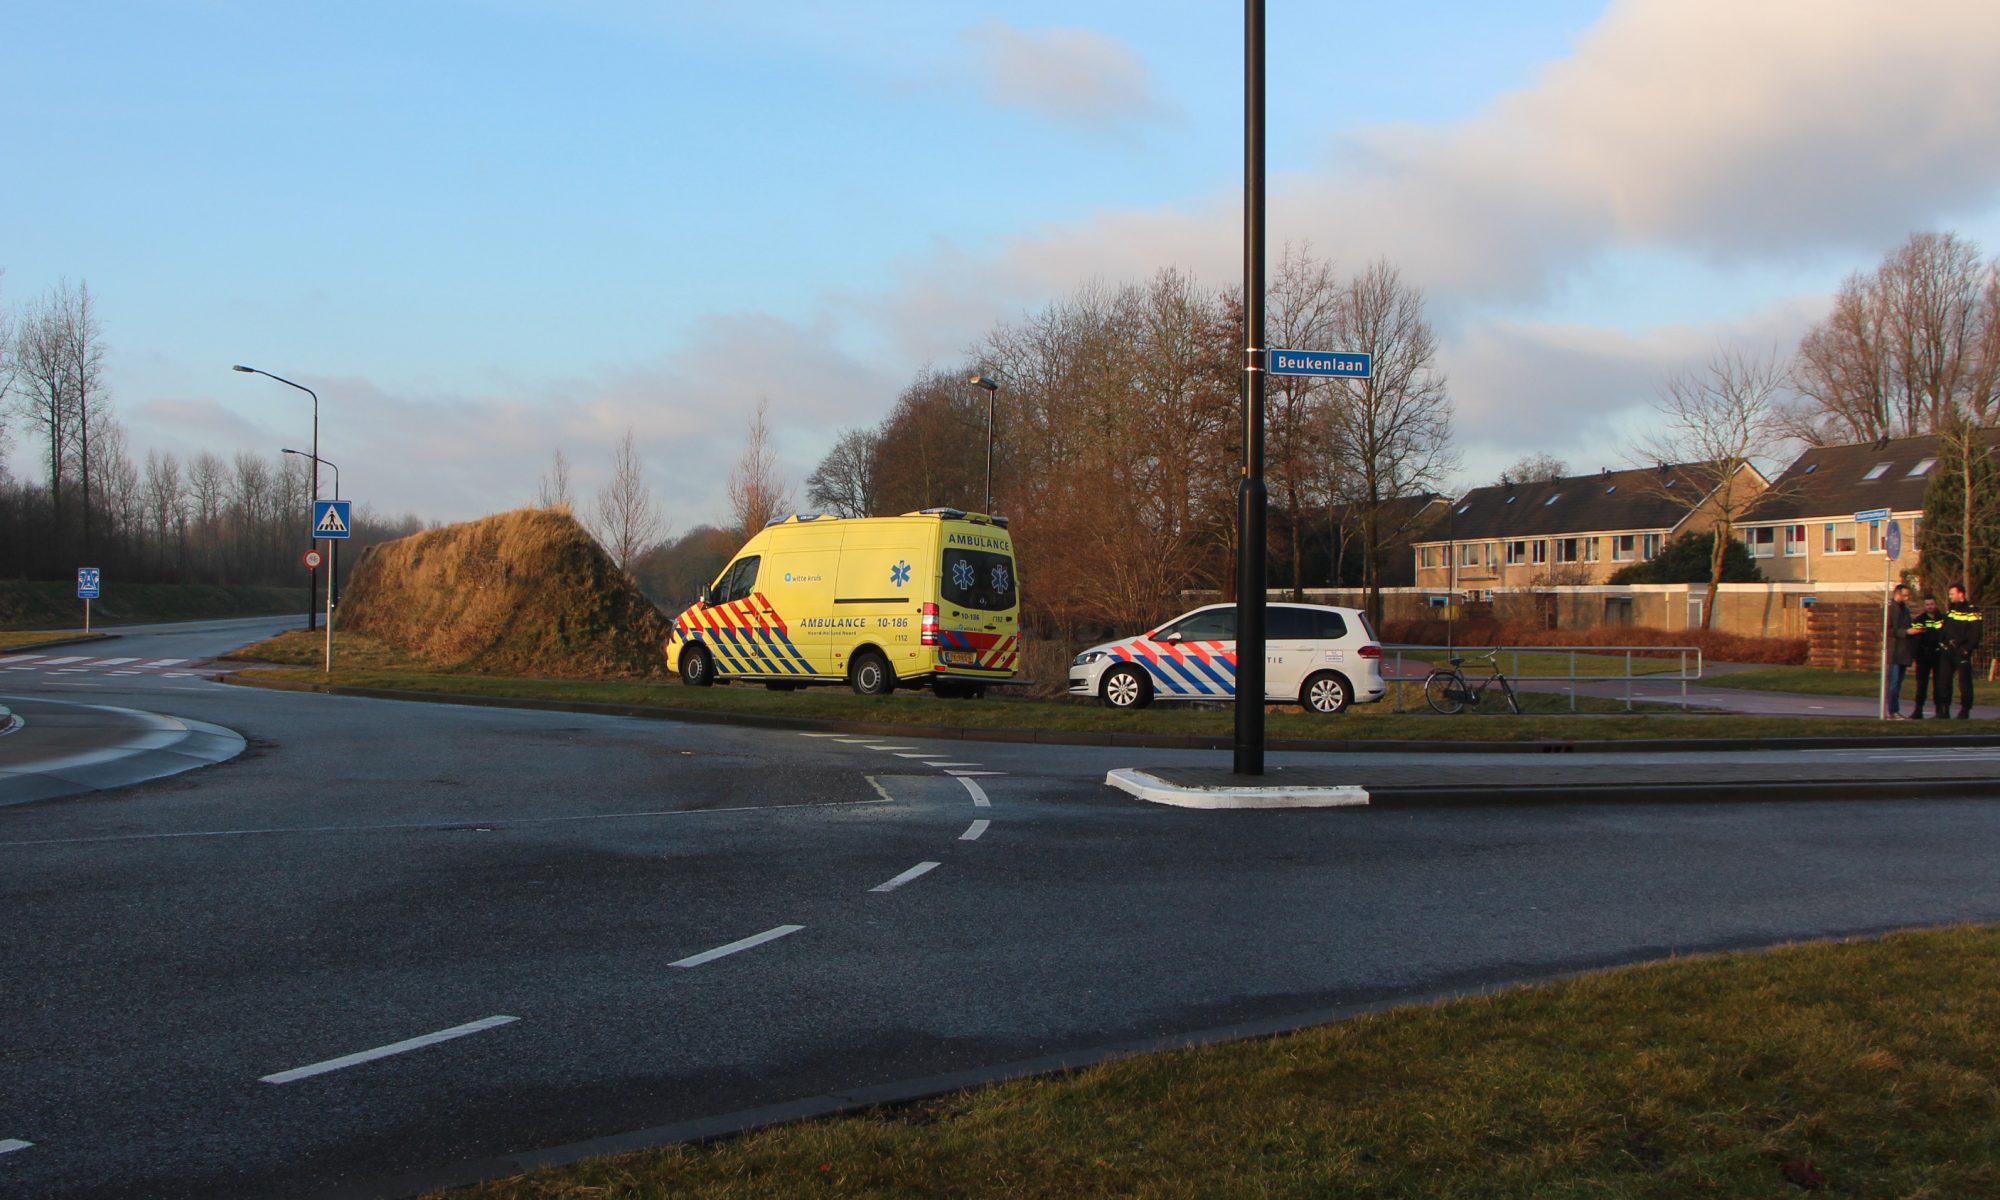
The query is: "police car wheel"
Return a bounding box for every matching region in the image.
[850,650,893,696]
[679,646,715,688]
[1302,671,1350,715]
[1101,664,1152,709]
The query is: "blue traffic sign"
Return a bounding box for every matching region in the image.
[1852,507,1890,523]
[1886,518,1902,559]
[76,567,101,599]
[1267,349,1372,378]
[312,500,353,540]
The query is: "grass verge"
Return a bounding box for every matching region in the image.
[0,580,303,628]
[232,631,1986,742]
[436,926,2000,1199]
[1699,666,1888,698]
[0,630,108,651]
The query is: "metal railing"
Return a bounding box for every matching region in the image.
[1381,644,1706,713]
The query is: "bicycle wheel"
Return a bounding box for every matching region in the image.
[1423,670,1466,715]
[1499,675,1521,715]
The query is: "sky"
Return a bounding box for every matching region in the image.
[6,0,2000,530]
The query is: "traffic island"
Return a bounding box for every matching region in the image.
[1107,766,1369,808]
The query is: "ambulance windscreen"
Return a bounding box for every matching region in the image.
[941,549,1016,611]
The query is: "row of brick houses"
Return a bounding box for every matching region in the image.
[1381,432,1978,637]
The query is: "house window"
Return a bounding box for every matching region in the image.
[1744,526,1776,558]
[1581,537,1600,564]
[1458,543,1480,567]
[1825,522,1857,553]
[1486,542,1499,568]
[1419,545,1439,569]
[1783,524,1807,557]
[1908,457,1936,477]
[1506,540,1527,565]
[1642,532,1663,560]
[1863,462,1891,480]
[1867,520,1884,553]
[1612,534,1636,562]
[1531,539,1548,565]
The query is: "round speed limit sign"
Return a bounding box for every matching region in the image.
[304,549,324,570]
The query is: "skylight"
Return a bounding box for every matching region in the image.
[1457,504,1470,515]
[1544,493,1562,506]
[1804,462,1820,474]
[1605,485,1617,494]
[1908,457,1936,477]
[1505,495,1516,504]
[1864,462,1891,480]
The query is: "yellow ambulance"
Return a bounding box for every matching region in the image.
[666,508,1021,698]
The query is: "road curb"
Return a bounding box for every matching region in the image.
[221,672,2000,754]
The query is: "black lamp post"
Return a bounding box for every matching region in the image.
[969,374,1000,514]
[235,364,320,630]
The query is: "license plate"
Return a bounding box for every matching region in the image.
[939,650,978,666]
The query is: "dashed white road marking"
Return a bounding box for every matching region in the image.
[830,737,875,743]
[671,924,804,968]
[260,1015,518,1084]
[0,1139,31,1155]
[0,654,44,663]
[894,752,947,759]
[870,861,940,892]
[957,776,991,807]
[39,656,88,665]
[137,658,188,668]
[797,732,847,738]
[865,775,896,803]
[947,770,1005,778]
[864,744,918,751]
[96,657,140,665]
[961,819,990,841]
[926,762,981,768]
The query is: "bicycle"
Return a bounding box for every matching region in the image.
[1422,649,1521,715]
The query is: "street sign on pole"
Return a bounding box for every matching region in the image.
[312,500,353,539]
[1853,507,1890,524]
[76,568,101,599]
[1267,349,1373,378]
[1885,518,1902,560]
[304,549,324,570]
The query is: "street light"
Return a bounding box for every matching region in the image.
[969,374,999,515]
[235,364,320,631]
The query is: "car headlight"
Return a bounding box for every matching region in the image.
[1072,650,1109,666]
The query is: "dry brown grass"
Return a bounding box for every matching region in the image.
[337,508,672,678]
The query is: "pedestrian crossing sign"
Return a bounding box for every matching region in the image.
[312,500,353,539]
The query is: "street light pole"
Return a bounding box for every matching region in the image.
[235,364,320,631]
[284,448,341,674]
[969,374,1000,515]
[1234,0,1269,776]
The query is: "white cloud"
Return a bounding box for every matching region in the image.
[962,22,1174,129]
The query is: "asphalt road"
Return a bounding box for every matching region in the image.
[5,617,2000,1198]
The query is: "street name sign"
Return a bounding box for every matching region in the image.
[312,500,353,539]
[1853,507,1890,523]
[1267,349,1372,378]
[76,568,101,599]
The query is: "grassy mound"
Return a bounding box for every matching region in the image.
[337,508,671,678]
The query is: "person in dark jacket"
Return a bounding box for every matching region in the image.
[1886,584,1916,718]
[1911,596,1944,719]
[1938,584,1984,719]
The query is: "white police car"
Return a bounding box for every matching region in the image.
[1068,602,1387,713]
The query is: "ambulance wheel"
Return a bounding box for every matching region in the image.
[1301,670,1351,715]
[679,646,715,688]
[849,650,894,696]
[1101,664,1152,709]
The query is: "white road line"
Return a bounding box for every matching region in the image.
[0,1139,31,1154]
[260,1015,518,1084]
[865,775,896,803]
[797,732,846,738]
[947,770,1005,778]
[957,776,991,807]
[95,657,140,665]
[137,658,188,667]
[163,672,196,678]
[39,656,88,665]
[927,762,981,767]
[0,654,44,663]
[961,819,990,841]
[671,924,804,968]
[894,752,947,759]
[830,736,876,743]
[865,744,918,751]
[870,861,940,892]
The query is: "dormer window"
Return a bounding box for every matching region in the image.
[1864,462,1891,480]
[1908,457,1936,477]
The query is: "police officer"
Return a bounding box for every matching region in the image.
[1938,584,1985,719]
[1911,596,1944,719]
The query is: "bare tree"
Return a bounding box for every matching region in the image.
[727,398,792,541]
[1790,231,1997,440]
[1631,346,1787,628]
[1265,247,1342,597]
[591,429,666,571]
[805,427,879,517]
[143,449,185,565]
[1323,259,1459,623]
[1497,452,1568,484]
[536,446,573,511]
